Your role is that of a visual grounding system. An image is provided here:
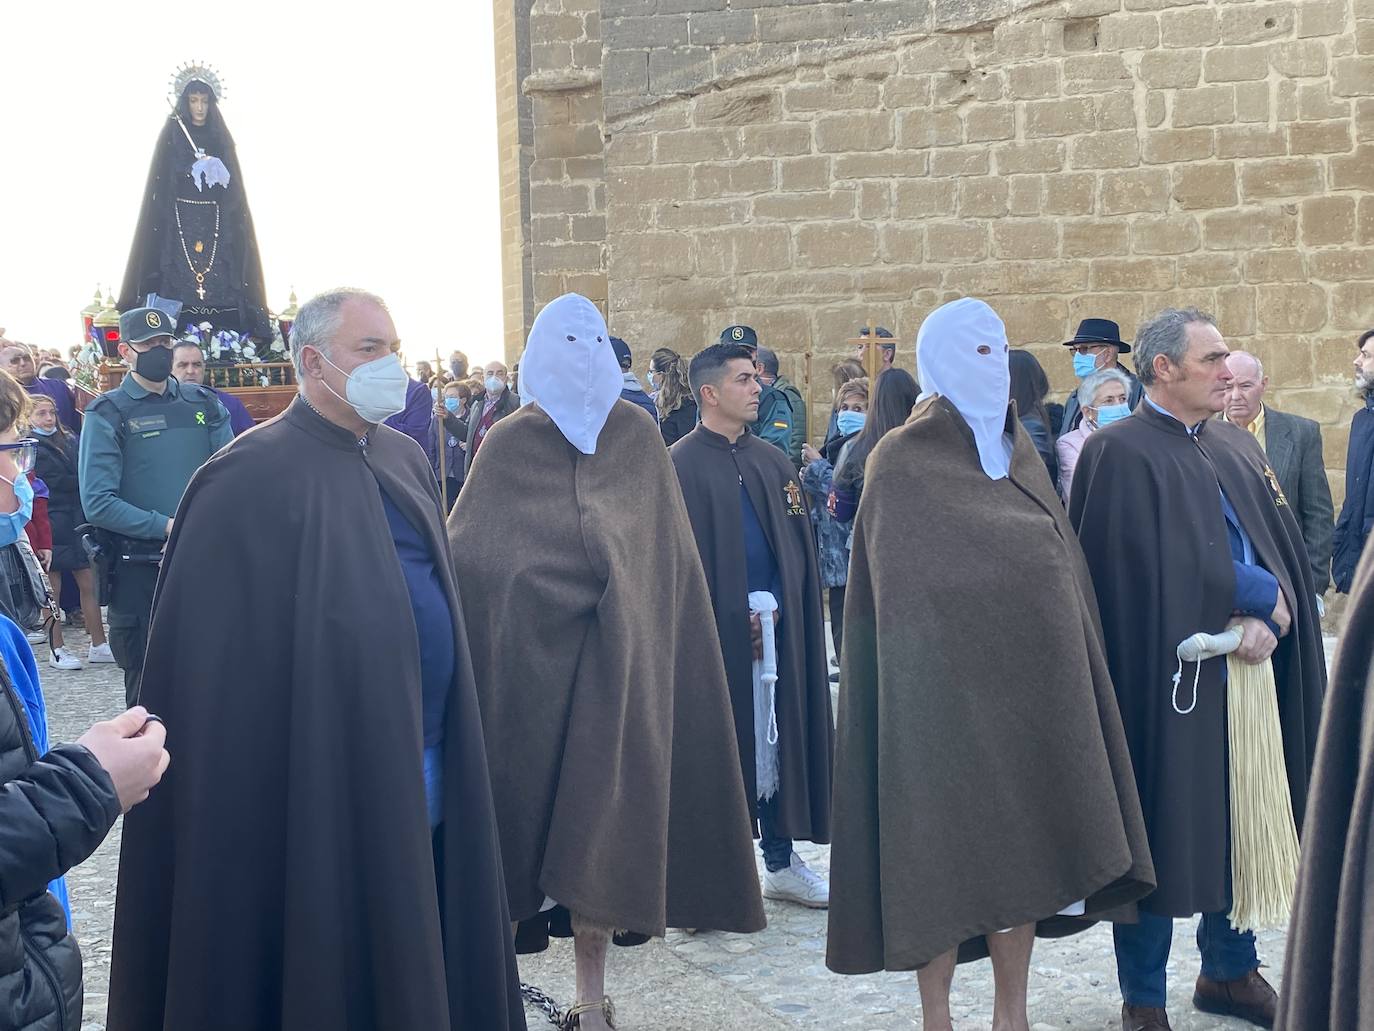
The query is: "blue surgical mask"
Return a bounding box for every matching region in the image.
[484,375,504,395]
[443,397,460,414]
[29,425,57,437]
[0,472,34,547]
[1094,403,1131,427]
[1072,352,1099,379]
[836,410,867,436]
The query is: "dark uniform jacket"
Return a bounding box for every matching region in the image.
[1261,406,1334,594]
[1334,394,1374,593]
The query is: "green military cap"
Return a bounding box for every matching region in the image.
[119,307,176,345]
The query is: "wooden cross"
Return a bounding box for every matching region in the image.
[845,320,889,383]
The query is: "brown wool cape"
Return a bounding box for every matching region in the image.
[826,397,1155,975]
[1069,403,1325,918]
[446,400,765,938]
[670,423,834,842]
[106,399,526,1031]
[1276,546,1374,1030]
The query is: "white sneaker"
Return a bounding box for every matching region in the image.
[48,648,82,671]
[763,853,829,909]
[25,630,46,645]
[86,642,116,664]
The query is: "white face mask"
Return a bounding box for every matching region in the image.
[319,350,410,424]
[484,375,504,395]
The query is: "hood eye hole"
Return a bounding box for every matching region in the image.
[596,336,603,343]
[977,345,992,355]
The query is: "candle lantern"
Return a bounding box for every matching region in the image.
[80,287,103,342]
[92,293,122,359]
[277,289,299,346]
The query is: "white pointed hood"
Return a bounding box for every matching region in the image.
[916,298,1012,480]
[517,293,624,455]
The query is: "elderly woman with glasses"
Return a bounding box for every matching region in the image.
[1056,366,1133,504]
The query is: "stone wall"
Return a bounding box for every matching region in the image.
[507,0,1374,496]
[494,0,537,358]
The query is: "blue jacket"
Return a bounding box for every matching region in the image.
[1334,395,1374,593]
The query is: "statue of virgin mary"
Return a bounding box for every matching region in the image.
[118,63,271,340]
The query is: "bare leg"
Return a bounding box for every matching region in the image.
[915,948,957,1031]
[74,569,106,647]
[986,924,1035,1031]
[570,912,613,1031]
[48,573,64,649]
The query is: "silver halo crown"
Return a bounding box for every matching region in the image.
[169,62,226,104]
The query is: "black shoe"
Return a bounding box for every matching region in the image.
[1122,1004,1171,1031]
[1193,970,1276,1028]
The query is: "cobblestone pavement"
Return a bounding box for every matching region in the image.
[40,625,1334,1030]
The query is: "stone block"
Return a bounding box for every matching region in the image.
[958,177,1010,217]
[612,165,693,204]
[993,221,1061,259]
[753,191,857,220]
[611,14,689,47]
[1092,257,1177,291]
[816,112,894,152]
[1245,250,1309,283]
[1298,83,1351,122]
[1096,93,1138,131]
[1333,283,1374,330]
[926,223,989,262]
[656,199,750,230]
[1026,97,1098,138]
[615,232,692,275]
[783,79,882,113]
[1257,283,1330,333]
[1333,57,1374,97]
[1332,146,1374,191]
[1132,215,1202,255]
[1178,253,1243,287]
[1240,158,1324,200]
[689,10,758,46]
[897,109,964,148]
[648,47,713,95]
[1203,207,1299,249]
[1099,13,1160,50]
[896,179,958,217]
[1063,221,1131,257]
[1065,53,1133,94]
[1215,126,1287,158]
[883,76,934,108]
[655,128,743,164]
[1009,176,1045,215]
[1204,46,1272,83]
[1270,40,1330,77]
[1071,131,1142,169]
[778,157,833,192]
[966,104,1016,142]
[859,182,892,220]
[1142,128,1215,164]
[532,181,593,216]
[1173,85,1237,128]
[1361,196,1374,244]
[994,19,1048,60]
[1216,286,1258,335]
[995,140,1066,174]
[1003,261,1090,294]
[900,34,971,74]
[933,148,992,177]
[1289,121,1355,155]
[692,160,776,197]
[1220,3,1295,45]
[1045,173,1098,215]
[1312,249,1374,282]
[1007,63,1061,100]
[1298,0,1350,39]
[1161,7,1220,48]
[1360,99,1374,142]
[834,153,930,178]
[1234,82,1272,124]
[1140,49,1203,88]
[1068,295,1146,342]
[734,226,794,273]
[796,223,879,268]
[695,90,782,126]
[846,1,933,37]
[880,223,926,263]
[1101,169,1171,214]
[757,4,846,42]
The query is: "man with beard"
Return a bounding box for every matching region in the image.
[671,342,834,908]
[1071,308,1326,1031]
[1333,329,1374,594]
[106,288,525,1031]
[449,293,763,1031]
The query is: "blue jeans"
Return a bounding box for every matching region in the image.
[1114,910,1259,1007]
[758,796,792,872]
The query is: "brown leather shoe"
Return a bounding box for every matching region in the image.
[1122,1003,1172,1030]
[1193,969,1277,1028]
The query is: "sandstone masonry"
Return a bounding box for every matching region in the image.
[495,0,1374,500]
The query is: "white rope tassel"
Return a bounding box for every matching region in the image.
[1226,654,1300,933]
[749,591,781,802]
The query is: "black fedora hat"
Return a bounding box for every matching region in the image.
[1063,317,1130,353]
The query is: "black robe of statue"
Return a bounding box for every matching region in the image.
[118,86,270,339]
[1069,401,1325,917]
[106,398,525,1031]
[670,424,833,843]
[1277,545,1374,1030]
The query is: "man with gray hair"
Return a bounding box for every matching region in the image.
[1224,350,1333,600]
[107,288,527,1031]
[1070,308,1326,1031]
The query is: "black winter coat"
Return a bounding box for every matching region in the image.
[658,398,697,447]
[0,634,120,1031]
[32,434,85,572]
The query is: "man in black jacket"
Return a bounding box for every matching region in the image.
[1334,329,1374,594]
[1059,318,1144,436]
[1224,350,1334,601]
[464,360,520,477]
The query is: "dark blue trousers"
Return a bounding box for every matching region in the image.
[758,795,792,872]
[1114,910,1258,1007]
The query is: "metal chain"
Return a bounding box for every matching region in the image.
[520,982,565,1028]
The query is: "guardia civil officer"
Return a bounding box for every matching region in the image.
[79,307,231,705]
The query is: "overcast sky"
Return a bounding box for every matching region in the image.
[0,1,503,369]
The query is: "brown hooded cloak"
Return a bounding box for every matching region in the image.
[106,398,525,1031]
[670,424,834,842]
[1276,546,1374,1030]
[447,400,765,939]
[826,397,1155,974]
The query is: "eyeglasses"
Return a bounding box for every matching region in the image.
[0,439,37,475]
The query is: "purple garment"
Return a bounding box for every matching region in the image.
[207,386,256,437]
[383,378,437,467]
[27,379,79,435]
